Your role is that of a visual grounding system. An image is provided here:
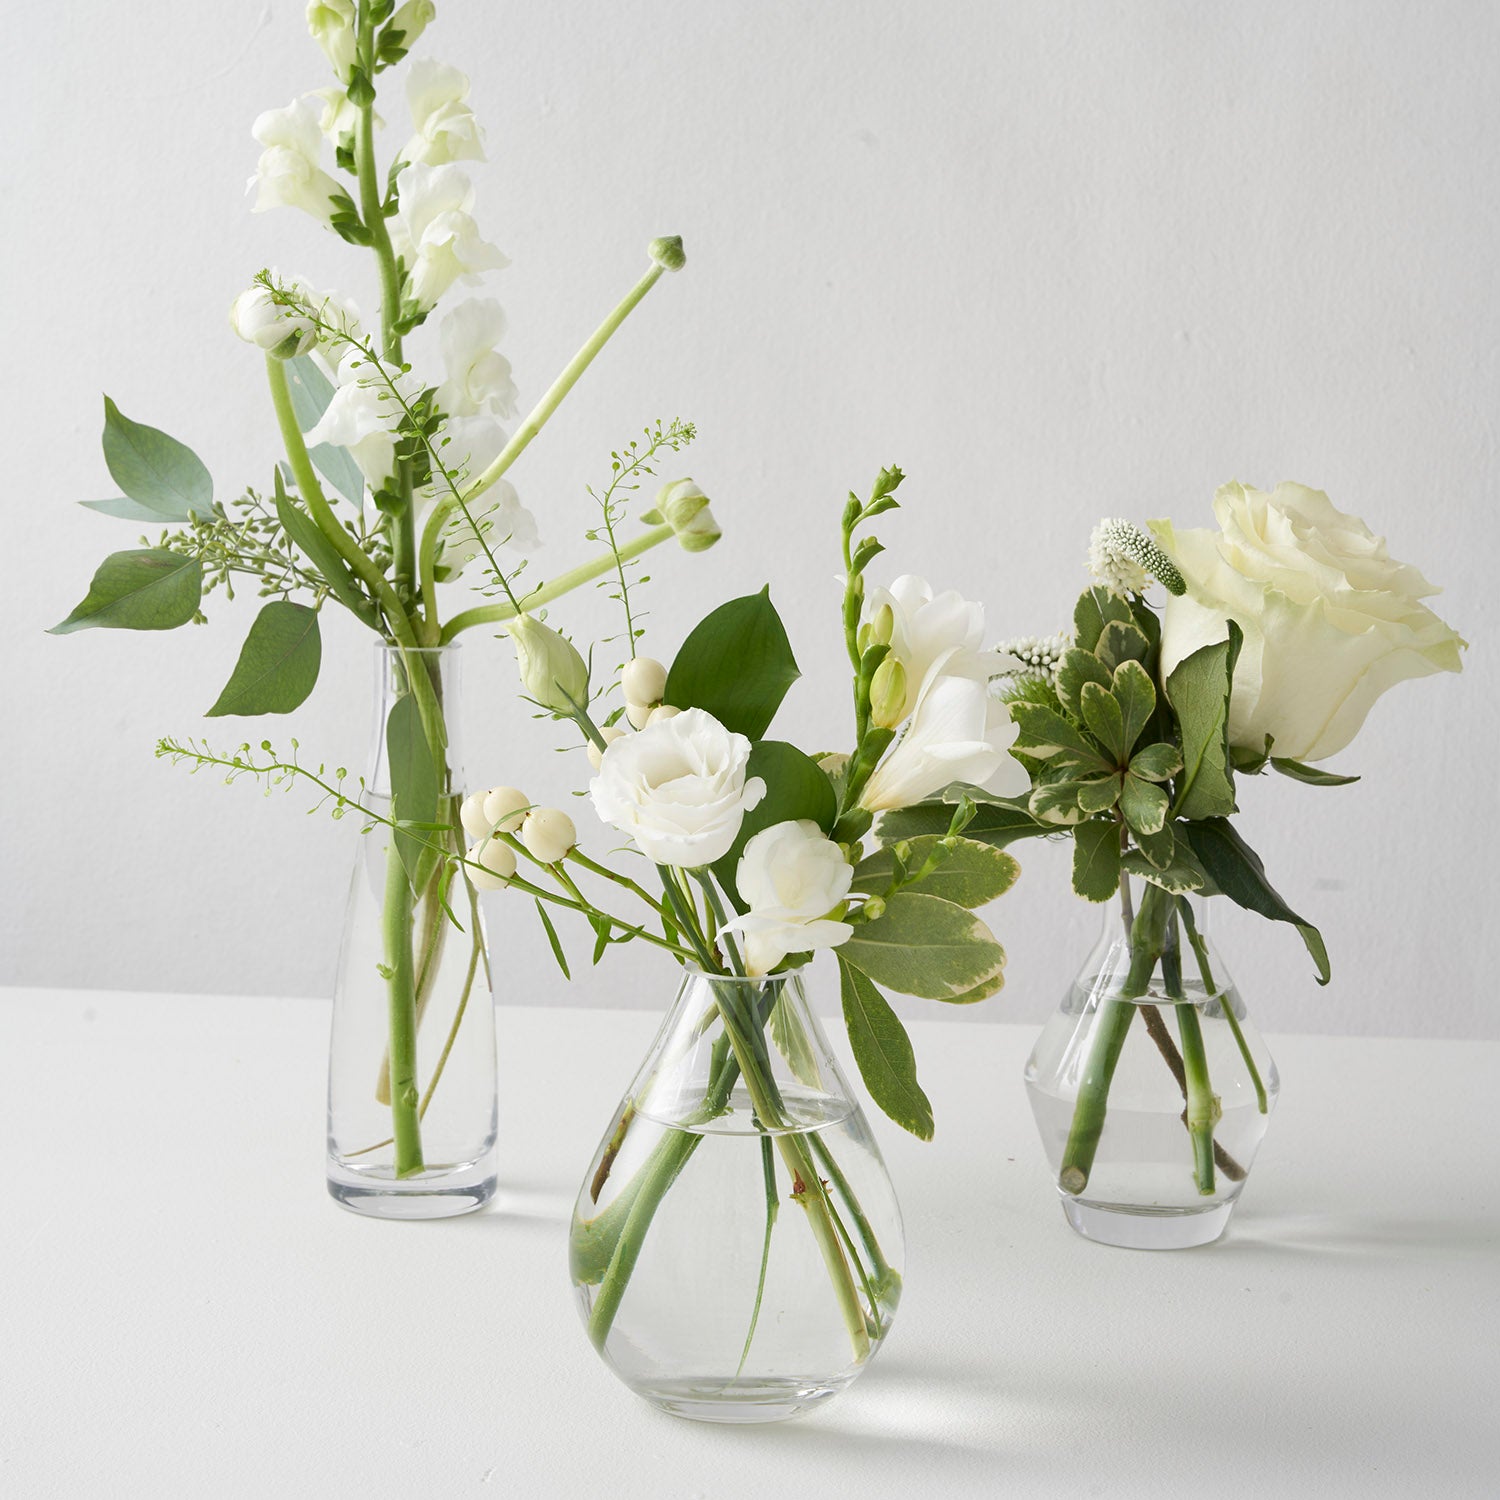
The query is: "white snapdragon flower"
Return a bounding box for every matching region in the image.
[303,350,418,493]
[590,709,766,868]
[394,163,508,311]
[248,99,345,226]
[860,664,1027,811]
[308,85,372,145]
[719,820,854,977]
[433,413,538,578]
[436,299,517,420]
[401,59,487,166]
[306,1,356,81]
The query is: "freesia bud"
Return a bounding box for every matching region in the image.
[510,613,589,716]
[869,657,908,729]
[621,656,668,708]
[586,724,627,770]
[466,837,516,890]
[230,284,317,358]
[646,705,681,725]
[861,895,886,922]
[520,807,577,864]
[649,235,686,271]
[868,603,894,649]
[482,785,530,833]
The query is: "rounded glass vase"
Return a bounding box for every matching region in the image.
[570,966,904,1424]
[1025,884,1278,1249]
[327,644,497,1220]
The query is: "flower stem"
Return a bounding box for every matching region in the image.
[1179,897,1268,1113]
[381,831,425,1178]
[1161,914,1216,1195]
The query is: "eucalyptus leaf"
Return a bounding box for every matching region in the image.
[852,835,1020,909]
[663,587,799,741]
[1071,818,1121,902]
[386,690,441,888]
[1165,622,1242,821]
[842,892,1006,1000]
[100,397,213,522]
[205,601,321,717]
[49,549,201,634]
[838,958,934,1141]
[80,496,204,523]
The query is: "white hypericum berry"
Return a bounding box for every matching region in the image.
[586,724,627,771]
[520,808,577,864]
[625,700,654,730]
[459,789,495,840]
[481,785,530,833]
[621,656,668,708]
[646,704,681,725]
[466,837,517,890]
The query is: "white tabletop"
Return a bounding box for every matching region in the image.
[3,988,1496,1498]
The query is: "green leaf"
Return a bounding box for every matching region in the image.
[205,601,322,717]
[663,587,799,741]
[1129,742,1183,782]
[842,892,1006,1000]
[852,835,1020,909]
[769,990,823,1089]
[386,690,440,888]
[535,899,572,980]
[1112,659,1156,751]
[1073,586,1134,652]
[880,796,1047,849]
[1095,619,1150,672]
[1121,842,1205,892]
[1133,820,1178,870]
[1029,780,1086,826]
[1076,775,1123,814]
[838,958,934,1141]
[80,496,201,523]
[1056,647,1112,721]
[710,740,835,909]
[1119,772,1169,836]
[1180,817,1330,984]
[49,549,201,634]
[1165,622,1242,821]
[273,473,379,629]
[1080,682,1128,760]
[1008,701,1109,768]
[1071,819,1121,902]
[284,354,366,504]
[100,397,213,523]
[1270,757,1360,787]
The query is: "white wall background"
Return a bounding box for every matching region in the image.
[2,0,1494,1038]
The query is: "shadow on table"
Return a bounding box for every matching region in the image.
[1221,1211,1499,1262]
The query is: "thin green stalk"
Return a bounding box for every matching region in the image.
[1162,913,1216,1195]
[736,1137,779,1377]
[1179,898,1267,1113]
[381,832,424,1178]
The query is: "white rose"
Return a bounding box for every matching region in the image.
[247,99,345,226]
[589,708,765,868]
[860,574,999,724]
[860,663,1027,811]
[436,299,517,420]
[229,280,317,357]
[719,820,854,976]
[401,58,487,166]
[394,163,508,311]
[1152,482,1466,762]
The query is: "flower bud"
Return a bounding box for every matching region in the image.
[861,894,886,922]
[868,657,908,729]
[509,613,589,716]
[867,603,895,649]
[481,785,530,833]
[520,807,577,864]
[642,478,720,553]
[586,724,627,770]
[230,284,317,358]
[649,235,686,271]
[306,0,357,81]
[646,704,681,725]
[384,0,436,52]
[466,836,516,890]
[621,655,668,708]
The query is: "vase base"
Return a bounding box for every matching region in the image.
[637,1375,850,1424]
[327,1155,497,1220]
[1060,1194,1235,1250]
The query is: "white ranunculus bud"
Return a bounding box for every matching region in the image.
[466,836,517,890]
[520,807,577,864]
[1152,482,1466,762]
[621,656,668,708]
[510,613,589,716]
[229,283,317,358]
[719,820,855,977]
[589,707,765,868]
[481,785,530,833]
[586,725,627,771]
[306,1,357,81]
[645,478,720,553]
[646,705,681,725]
[248,99,345,226]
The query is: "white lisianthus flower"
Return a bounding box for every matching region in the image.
[1152,482,1466,763]
[401,59,487,166]
[394,163,508,311]
[306,0,356,80]
[860,662,1027,811]
[860,575,1000,724]
[229,279,318,358]
[248,99,345,226]
[719,820,854,977]
[436,299,517,419]
[303,351,417,493]
[590,708,766,868]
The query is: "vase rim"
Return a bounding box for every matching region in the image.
[373,640,461,654]
[681,963,801,987]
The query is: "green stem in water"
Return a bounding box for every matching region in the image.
[1162,912,1217,1196]
[1179,897,1268,1114]
[736,1136,779,1377]
[381,831,425,1178]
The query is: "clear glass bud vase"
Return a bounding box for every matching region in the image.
[570,966,904,1423]
[327,643,497,1218]
[1024,884,1278,1249]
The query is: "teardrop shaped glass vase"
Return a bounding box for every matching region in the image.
[1025,886,1279,1248]
[570,965,905,1423]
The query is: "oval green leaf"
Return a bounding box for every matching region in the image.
[49,549,201,634]
[842,891,1006,1000]
[101,397,212,522]
[838,957,934,1140]
[853,835,1019,909]
[206,601,322,717]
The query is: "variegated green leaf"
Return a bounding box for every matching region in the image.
[1112,659,1156,751]
[1129,741,1182,782]
[1057,647,1112,721]
[1077,775,1123,814]
[1080,682,1128,760]
[1119,772,1169,835]
[1096,619,1149,672]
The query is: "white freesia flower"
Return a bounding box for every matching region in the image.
[436,299,517,419]
[1153,482,1466,762]
[229,279,317,357]
[248,99,345,226]
[590,708,765,868]
[719,820,854,977]
[401,59,486,166]
[306,1,356,80]
[860,574,999,723]
[303,350,417,493]
[394,163,508,310]
[860,662,1027,811]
